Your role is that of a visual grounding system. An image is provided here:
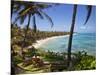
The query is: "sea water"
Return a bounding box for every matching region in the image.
[38,33,96,56]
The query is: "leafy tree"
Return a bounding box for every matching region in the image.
[11,1,54,59]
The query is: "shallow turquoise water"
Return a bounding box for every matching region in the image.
[38,33,96,56]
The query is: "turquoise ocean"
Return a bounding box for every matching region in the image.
[38,33,96,56]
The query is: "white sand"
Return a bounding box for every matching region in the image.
[27,35,68,49]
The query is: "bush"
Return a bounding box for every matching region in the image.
[13,55,23,64]
[73,51,96,70]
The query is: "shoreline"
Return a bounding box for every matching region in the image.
[27,35,68,49]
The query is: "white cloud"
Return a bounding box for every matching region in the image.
[80,26,86,30]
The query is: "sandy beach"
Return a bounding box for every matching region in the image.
[27,35,68,49]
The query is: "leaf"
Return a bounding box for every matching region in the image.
[18,7,31,16]
[84,5,92,25]
[19,14,27,24]
[39,9,54,27]
[35,11,44,19]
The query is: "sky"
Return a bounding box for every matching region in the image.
[12,2,96,33]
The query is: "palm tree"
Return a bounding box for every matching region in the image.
[67,4,92,68]
[12,1,54,59]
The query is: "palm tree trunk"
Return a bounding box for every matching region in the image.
[67,5,77,67]
[33,15,37,33]
[11,45,16,75]
[33,15,37,57]
[21,14,31,60]
[11,1,14,18]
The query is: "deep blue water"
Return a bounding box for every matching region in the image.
[38,33,96,56]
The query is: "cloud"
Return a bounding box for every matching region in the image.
[80,26,86,30]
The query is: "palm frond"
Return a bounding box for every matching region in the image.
[84,5,92,25]
[37,4,52,9]
[18,7,31,16]
[11,0,22,13]
[35,11,44,19]
[19,14,27,24]
[13,5,21,13]
[39,9,54,27]
[26,14,31,30]
[13,16,21,25]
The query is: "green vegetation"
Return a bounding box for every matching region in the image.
[11,25,96,73]
[71,51,96,70]
[11,24,70,55]
[13,48,96,73]
[11,26,96,73]
[11,1,95,74]
[11,24,70,73]
[74,56,95,70]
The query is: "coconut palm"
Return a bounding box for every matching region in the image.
[11,1,54,59]
[67,5,92,68]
